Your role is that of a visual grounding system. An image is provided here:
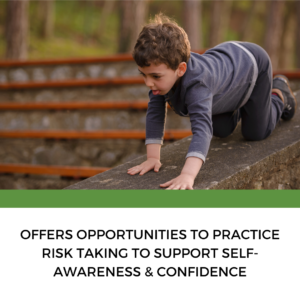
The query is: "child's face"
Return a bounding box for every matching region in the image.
[138,62,186,96]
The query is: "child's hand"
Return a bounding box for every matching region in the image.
[127,158,162,176]
[160,174,194,190]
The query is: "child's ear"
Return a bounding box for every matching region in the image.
[177,62,187,77]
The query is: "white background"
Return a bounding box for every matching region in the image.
[0,208,299,300]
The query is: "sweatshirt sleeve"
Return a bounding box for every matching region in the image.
[145,90,167,145]
[185,82,213,163]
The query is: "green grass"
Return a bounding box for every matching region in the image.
[28,36,112,60]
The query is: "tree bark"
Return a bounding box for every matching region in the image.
[240,0,260,42]
[5,0,29,60]
[220,0,233,42]
[183,0,202,50]
[278,2,296,70]
[118,0,148,53]
[263,0,286,70]
[98,0,115,41]
[118,0,134,53]
[39,0,55,39]
[130,0,149,50]
[296,1,300,69]
[209,0,222,47]
[209,0,232,47]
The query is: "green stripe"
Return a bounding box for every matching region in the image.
[0,191,299,208]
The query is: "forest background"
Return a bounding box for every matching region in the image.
[0,0,300,70]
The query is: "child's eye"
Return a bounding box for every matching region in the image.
[139,72,145,77]
[153,75,161,79]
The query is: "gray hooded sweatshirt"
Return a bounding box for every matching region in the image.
[145,41,258,162]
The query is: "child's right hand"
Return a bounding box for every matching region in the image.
[127,158,162,176]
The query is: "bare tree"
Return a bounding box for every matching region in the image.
[39,0,55,39]
[209,0,232,48]
[5,0,29,60]
[296,1,300,69]
[209,1,222,47]
[98,0,115,41]
[278,2,296,69]
[263,1,286,70]
[130,0,149,50]
[183,0,202,50]
[118,0,148,53]
[240,0,260,42]
[220,0,233,42]
[118,0,134,53]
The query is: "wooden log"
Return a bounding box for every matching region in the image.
[0,163,109,177]
[0,101,150,110]
[0,50,206,67]
[0,129,192,140]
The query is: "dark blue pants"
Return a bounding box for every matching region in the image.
[212,42,284,140]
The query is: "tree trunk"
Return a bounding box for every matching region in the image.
[296,1,300,69]
[5,0,29,60]
[98,0,115,41]
[263,1,286,70]
[220,0,233,42]
[130,0,149,50]
[39,0,55,39]
[241,0,260,42]
[118,0,134,53]
[209,1,222,47]
[278,2,296,70]
[118,0,148,53]
[209,0,232,47]
[183,0,202,50]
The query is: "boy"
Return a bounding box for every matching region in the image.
[127,13,297,190]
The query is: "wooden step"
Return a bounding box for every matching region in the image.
[1,71,299,90]
[0,129,192,140]
[0,49,206,67]
[273,70,300,79]
[0,163,109,177]
[0,101,174,110]
[0,101,150,110]
[0,77,144,90]
[0,54,134,67]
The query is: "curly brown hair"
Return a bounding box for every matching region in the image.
[132,13,191,71]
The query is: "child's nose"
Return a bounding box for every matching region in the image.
[145,77,153,88]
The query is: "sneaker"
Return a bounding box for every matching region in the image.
[273,75,297,120]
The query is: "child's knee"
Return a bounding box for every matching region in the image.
[242,129,271,141]
[212,110,240,139]
[213,127,235,138]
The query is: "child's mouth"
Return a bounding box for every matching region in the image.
[152,90,160,95]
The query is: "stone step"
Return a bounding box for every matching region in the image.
[0,83,148,102]
[0,138,169,168]
[0,109,190,131]
[0,173,80,189]
[1,74,299,103]
[0,50,206,83]
[1,56,299,189]
[0,55,139,83]
[65,90,300,190]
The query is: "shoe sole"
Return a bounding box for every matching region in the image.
[273,74,297,115]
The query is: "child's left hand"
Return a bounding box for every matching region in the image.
[160,173,194,190]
